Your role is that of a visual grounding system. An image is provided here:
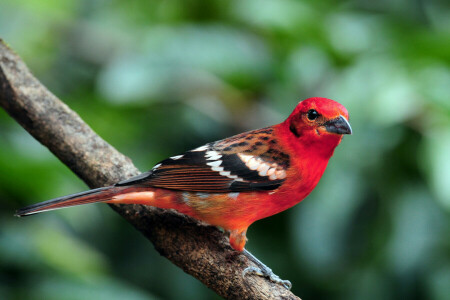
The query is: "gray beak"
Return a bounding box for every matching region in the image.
[324,115,352,135]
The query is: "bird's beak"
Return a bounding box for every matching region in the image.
[324,115,352,135]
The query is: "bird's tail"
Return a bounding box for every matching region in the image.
[15,186,134,217]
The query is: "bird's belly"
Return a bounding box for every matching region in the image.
[174,190,306,231]
[176,191,254,230]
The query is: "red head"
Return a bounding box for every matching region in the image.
[283,97,351,157]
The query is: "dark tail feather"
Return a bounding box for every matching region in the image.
[15,186,125,217]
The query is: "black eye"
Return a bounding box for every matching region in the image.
[307,109,319,121]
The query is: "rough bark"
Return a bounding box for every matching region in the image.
[0,39,301,300]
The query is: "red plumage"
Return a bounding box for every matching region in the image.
[16,97,351,286]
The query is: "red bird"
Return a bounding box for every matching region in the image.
[16,97,351,289]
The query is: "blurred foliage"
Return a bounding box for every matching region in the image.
[0,0,449,299]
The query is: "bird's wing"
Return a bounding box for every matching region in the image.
[116,127,290,193]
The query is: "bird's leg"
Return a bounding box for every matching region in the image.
[242,249,292,290]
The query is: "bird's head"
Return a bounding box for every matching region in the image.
[284,97,352,154]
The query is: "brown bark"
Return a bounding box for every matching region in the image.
[0,39,301,300]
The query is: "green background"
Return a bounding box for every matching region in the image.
[0,0,449,299]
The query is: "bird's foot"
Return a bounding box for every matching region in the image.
[242,249,292,290]
[243,265,292,289]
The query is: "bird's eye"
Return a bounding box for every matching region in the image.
[307,109,319,121]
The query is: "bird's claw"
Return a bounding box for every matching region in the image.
[243,266,292,290]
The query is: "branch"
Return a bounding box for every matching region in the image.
[0,39,300,300]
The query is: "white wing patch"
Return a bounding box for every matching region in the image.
[192,145,208,152]
[206,160,222,168]
[205,150,222,161]
[237,153,286,180]
[205,153,245,182]
[220,170,243,181]
[170,155,184,160]
[211,166,224,172]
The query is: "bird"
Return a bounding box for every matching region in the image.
[16,97,352,289]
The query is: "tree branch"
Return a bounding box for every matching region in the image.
[0,39,300,300]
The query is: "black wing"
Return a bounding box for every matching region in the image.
[116,127,290,193]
